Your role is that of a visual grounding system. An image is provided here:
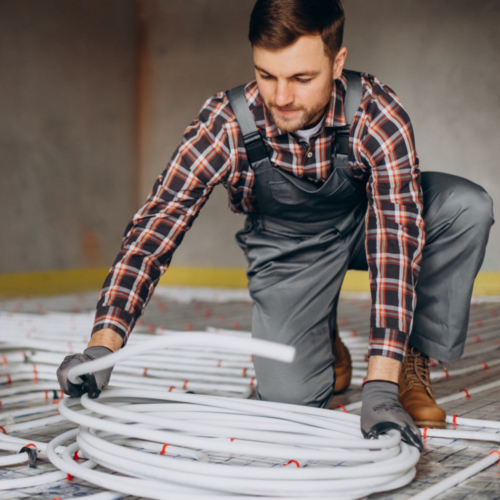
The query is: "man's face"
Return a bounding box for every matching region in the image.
[253,35,347,133]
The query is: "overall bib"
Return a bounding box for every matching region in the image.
[227,73,494,408]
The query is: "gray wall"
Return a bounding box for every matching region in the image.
[137,0,256,268]
[0,0,137,273]
[2,0,499,274]
[143,0,500,270]
[343,0,500,270]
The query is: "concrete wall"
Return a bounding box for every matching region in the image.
[343,0,500,270]
[2,0,499,274]
[136,0,256,268]
[0,0,137,274]
[142,0,500,270]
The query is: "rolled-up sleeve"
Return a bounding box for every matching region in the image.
[92,94,234,343]
[359,86,425,362]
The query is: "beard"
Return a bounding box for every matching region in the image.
[266,86,333,133]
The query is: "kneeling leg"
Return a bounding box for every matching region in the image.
[411,172,494,361]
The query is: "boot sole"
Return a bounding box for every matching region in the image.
[414,420,447,429]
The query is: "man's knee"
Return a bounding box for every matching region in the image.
[254,359,334,408]
[423,172,494,232]
[257,381,332,408]
[453,178,493,225]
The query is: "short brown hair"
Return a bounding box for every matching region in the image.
[249,0,345,59]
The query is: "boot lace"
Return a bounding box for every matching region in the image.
[402,347,432,393]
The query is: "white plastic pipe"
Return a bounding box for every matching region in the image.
[51,393,418,499]
[1,309,499,499]
[67,334,295,385]
[411,449,500,500]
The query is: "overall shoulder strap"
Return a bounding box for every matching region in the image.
[336,70,363,156]
[227,85,269,166]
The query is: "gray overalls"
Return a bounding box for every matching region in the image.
[227,72,494,408]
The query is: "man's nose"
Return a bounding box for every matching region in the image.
[274,81,294,107]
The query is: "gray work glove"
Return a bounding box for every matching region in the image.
[57,346,113,399]
[361,380,423,451]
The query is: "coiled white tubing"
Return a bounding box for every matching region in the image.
[43,333,420,499]
[49,392,418,500]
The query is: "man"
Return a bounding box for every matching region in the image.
[58,0,494,451]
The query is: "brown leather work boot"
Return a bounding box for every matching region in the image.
[332,321,352,393]
[399,346,446,428]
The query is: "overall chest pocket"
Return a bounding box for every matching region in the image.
[268,181,314,205]
[268,168,352,206]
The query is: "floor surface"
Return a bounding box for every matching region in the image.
[0,288,499,499]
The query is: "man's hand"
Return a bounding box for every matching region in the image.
[57,346,113,398]
[361,380,423,451]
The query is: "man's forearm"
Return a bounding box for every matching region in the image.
[365,355,401,384]
[87,328,124,352]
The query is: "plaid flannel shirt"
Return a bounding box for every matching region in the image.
[93,71,425,363]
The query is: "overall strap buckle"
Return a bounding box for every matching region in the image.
[243,131,268,164]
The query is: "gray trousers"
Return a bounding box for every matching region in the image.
[236,172,494,408]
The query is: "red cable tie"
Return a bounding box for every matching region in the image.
[33,365,38,383]
[460,389,471,399]
[168,386,175,392]
[73,451,79,461]
[183,380,189,390]
[476,320,484,328]
[67,474,74,481]
[6,375,11,385]
[0,355,6,365]
[492,309,499,318]
[453,414,458,427]
[480,361,490,370]
[334,404,348,413]
[26,443,37,450]
[217,360,222,367]
[284,460,300,468]
[143,368,148,377]
[488,451,500,463]
[0,427,5,434]
[474,334,481,343]
[442,368,449,379]
[230,438,236,442]
[242,368,247,378]
[60,391,64,399]
[250,377,256,387]
[160,444,170,455]
[45,391,49,400]
[423,427,429,439]
[350,330,357,337]
[250,355,254,363]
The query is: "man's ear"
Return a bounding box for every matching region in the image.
[333,47,348,80]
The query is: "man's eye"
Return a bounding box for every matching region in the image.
[296,78,312,84]
[260,74,273,80]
